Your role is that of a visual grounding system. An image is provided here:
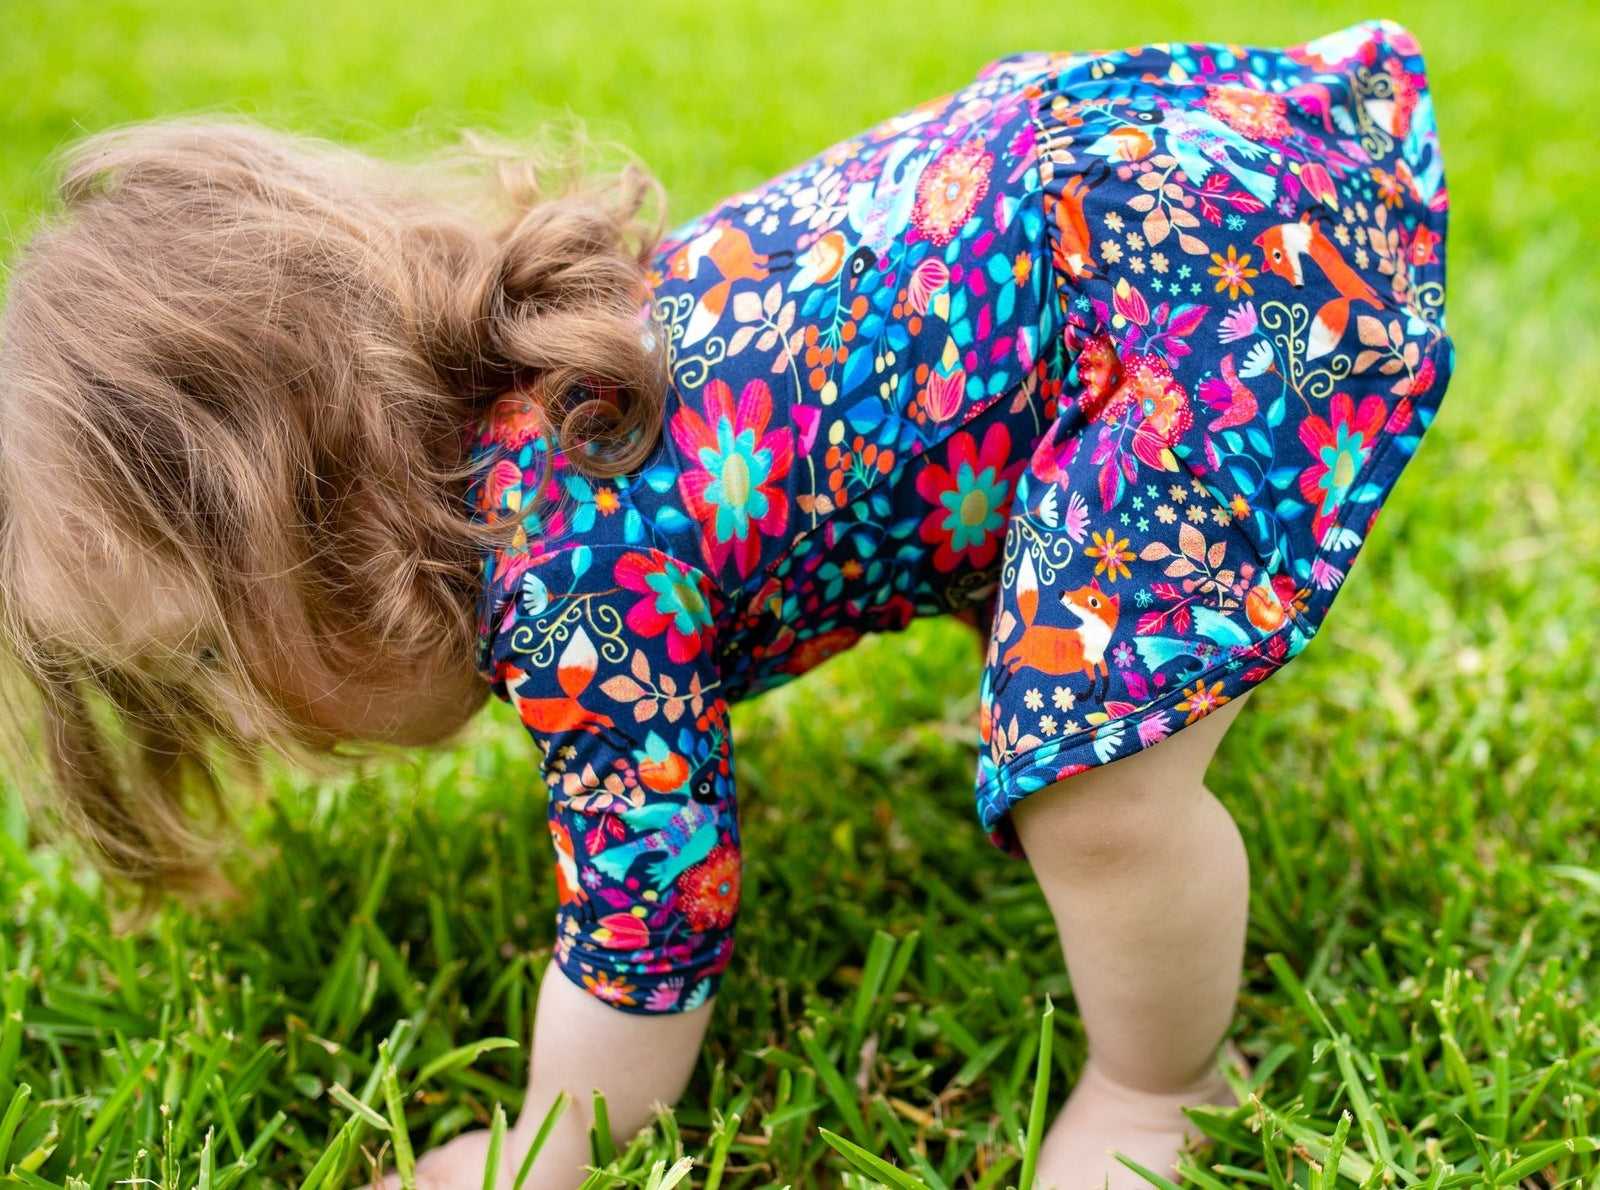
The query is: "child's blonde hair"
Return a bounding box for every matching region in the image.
[0,117,668,893]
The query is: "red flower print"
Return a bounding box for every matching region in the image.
[1121,355,1194,472]
[1297,392,1388,543]
[1080,336,1194,473]
[1074,334,1123,422]
[615,551,717,665]
[1112,277,1151,326]
[594,911,651,951]
[1076,336,1198,509]
[1297,162,1339,209]
[912,140,993,246]
[485,396,546,450]
[678,843,740,932]
[484,457,524,513]
[1027,416,1082,485]
[920,368,966,423]
[915,422,1022,572]
[1200,85,1291,141]
[671,379,794,579]
[907,257,950,313]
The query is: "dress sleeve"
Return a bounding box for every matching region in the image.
[485,544,739,1014]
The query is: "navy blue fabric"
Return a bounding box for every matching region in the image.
[466,21,1451,1012]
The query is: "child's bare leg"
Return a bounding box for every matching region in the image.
[388,967,712,1189]
[1009,696,1249,1189]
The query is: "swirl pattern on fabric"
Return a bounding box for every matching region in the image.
[468,20,1452,1012]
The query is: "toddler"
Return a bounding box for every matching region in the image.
[0,21,1450,1188]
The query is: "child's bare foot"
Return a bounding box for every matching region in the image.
[1035,1047,1242,1190]
[373,1129,495,1190]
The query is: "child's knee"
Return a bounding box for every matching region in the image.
[1012,767,1198,876]
[1009,698,1247,876]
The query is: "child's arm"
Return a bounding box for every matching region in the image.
[384,968,713,1189]
[510,966,713,1186]
[395,540,734,1188]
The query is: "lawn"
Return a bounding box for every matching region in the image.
[2,0,1599,1186]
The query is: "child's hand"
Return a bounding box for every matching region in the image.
[372,1129,496,1190]
[372,966,713,1190]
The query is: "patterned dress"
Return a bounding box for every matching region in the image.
[467,20,1452,1013]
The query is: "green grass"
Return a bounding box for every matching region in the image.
[3,0,1600,1186]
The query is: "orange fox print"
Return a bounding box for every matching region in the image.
[665,220,789,347]
[1253,215,1382,360]
[550,820,585,907]
[463,21,1451,1015]
[506,625,616,736]
[1000,550,1121,702]
[1050,173,1098,281]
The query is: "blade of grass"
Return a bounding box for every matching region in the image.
[0,1082,32,1169]
[328,1083,392,1132]
[701,1109,740,1190]
[511,1092,570,1190]
[818,1127,931,1190]
[382,1055,417,1190]
[482,1104,507,1190]
[1017,997,1054,1190]
[416,1038,519,1088]
[590,1087,619,1169]
[797,1026,867,1140]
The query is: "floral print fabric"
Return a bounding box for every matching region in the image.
[468,20,1451,1013]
